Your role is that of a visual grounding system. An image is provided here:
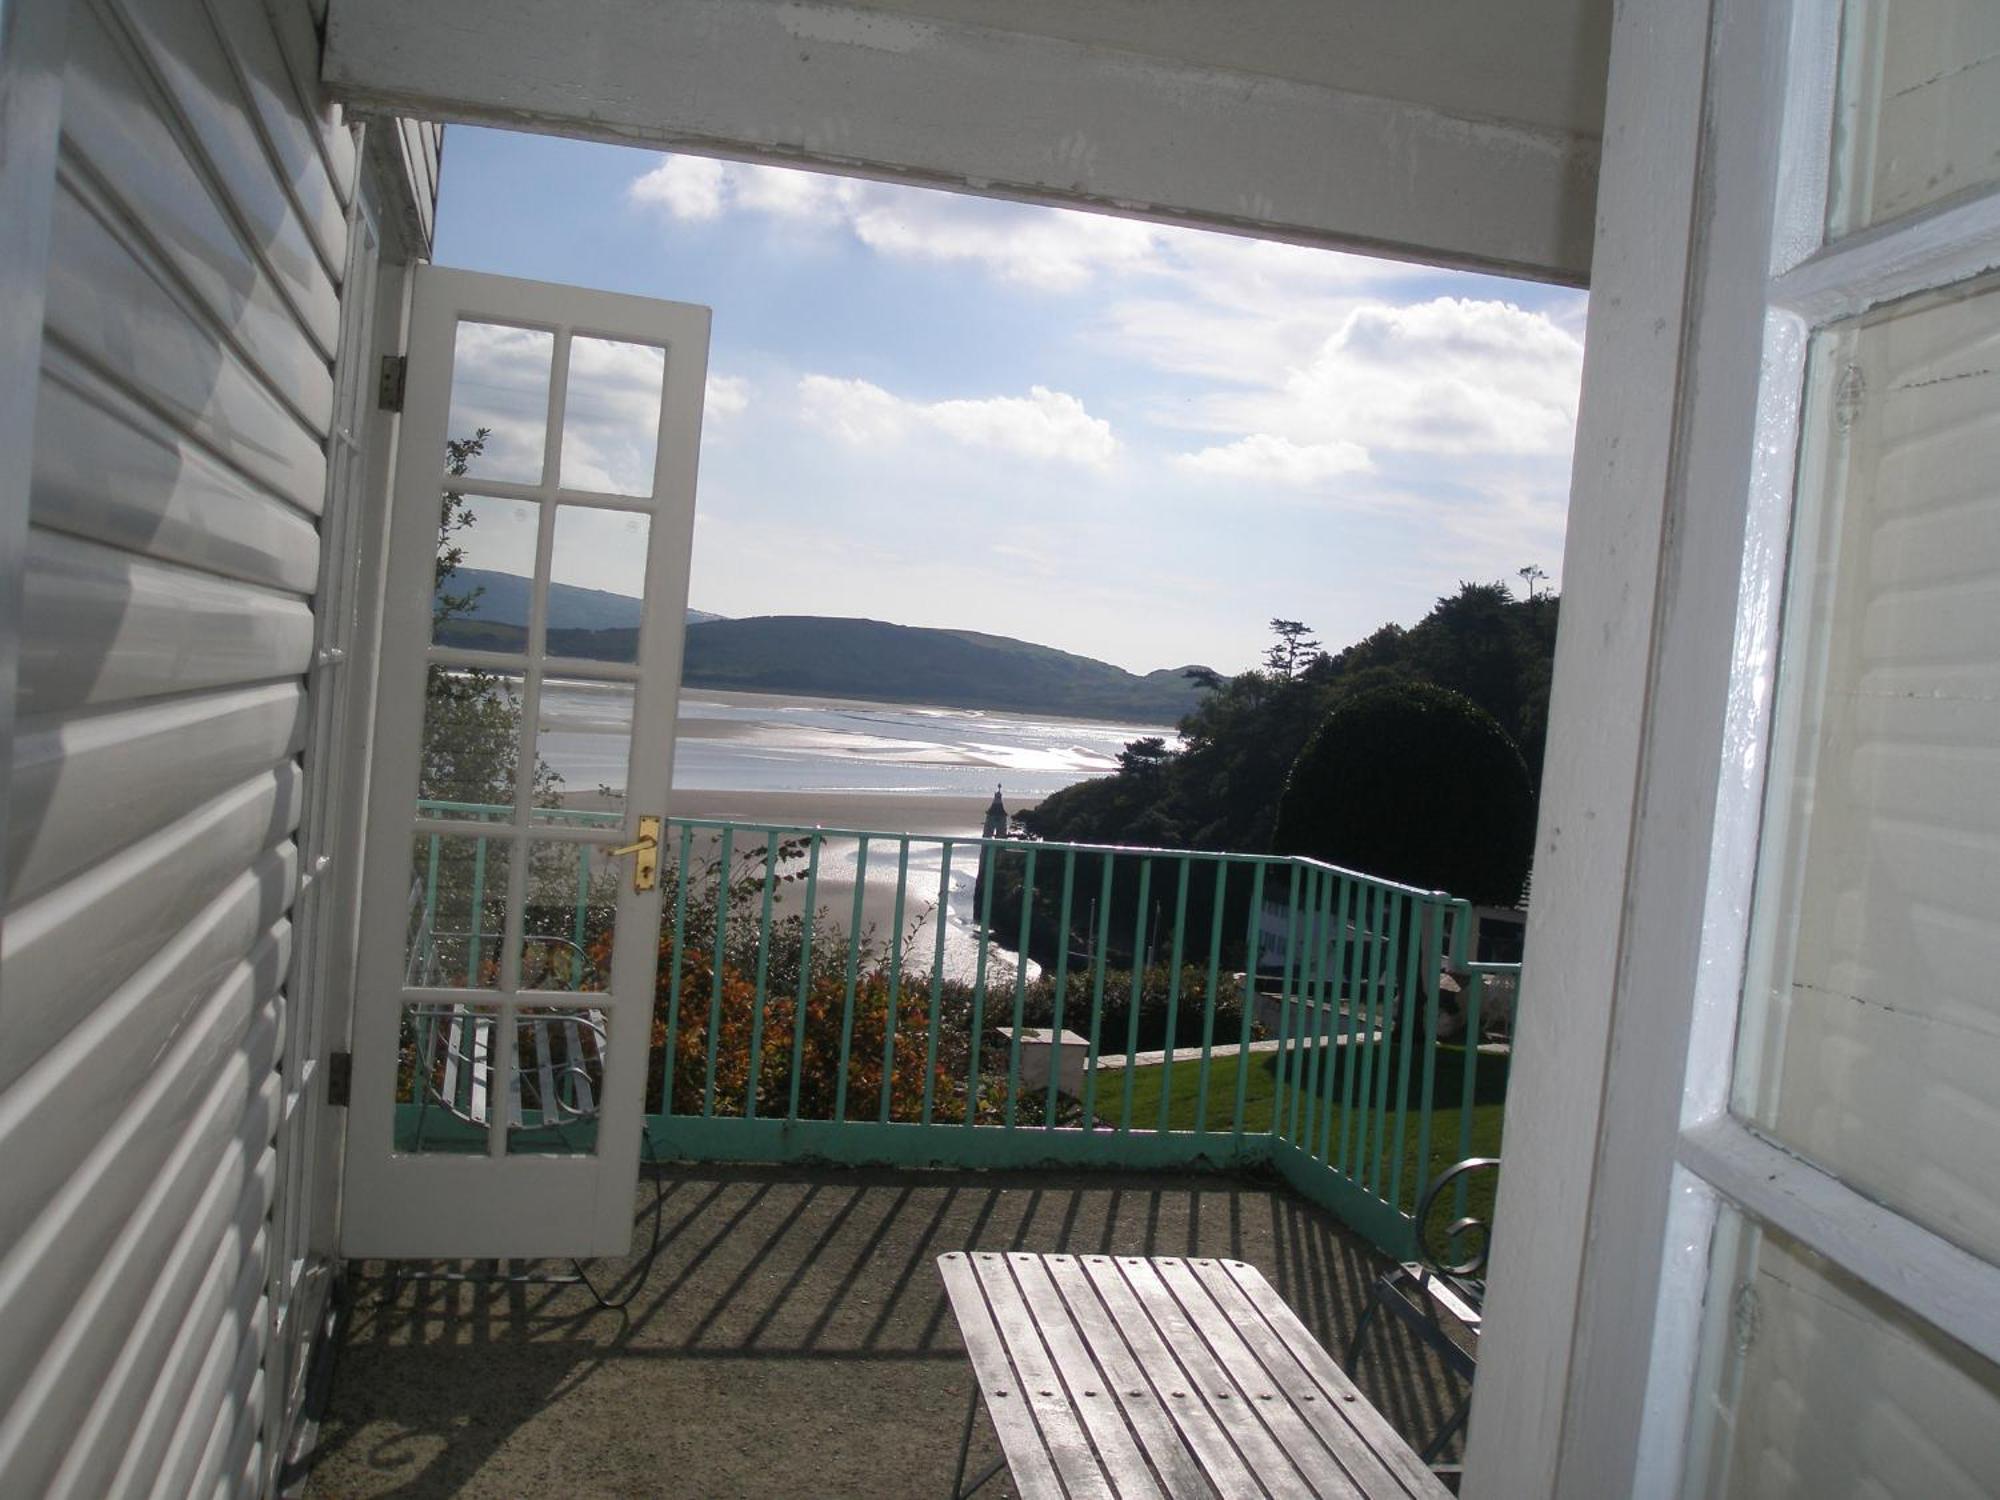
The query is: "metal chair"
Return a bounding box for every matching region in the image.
[1346,1156,1500,1476]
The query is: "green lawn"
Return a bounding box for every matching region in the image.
[1099,1038,1509,1234]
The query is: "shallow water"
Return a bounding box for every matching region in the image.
[535,682,1175,800]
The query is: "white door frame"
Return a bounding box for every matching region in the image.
[1470,1,2000,1494]
[339,264,709,1259]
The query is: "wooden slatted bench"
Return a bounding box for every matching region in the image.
[937,1251,1454,1499]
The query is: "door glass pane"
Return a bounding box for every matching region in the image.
[508,1007,607,1154]
[547,505,650,664]
[522,840,619,992]
[394,1003,497,1153]
[558,336,666,496]
[1828,0,2000,237]
[405,834,511,988]
[446,322,554,484]
[432,494,540,652]
[1684,1209,2000,1499]
[419,665,529,818]
[1735,275,2000,1263]
[532,676,634,824]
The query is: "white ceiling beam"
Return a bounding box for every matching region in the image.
[322,0,1598,285]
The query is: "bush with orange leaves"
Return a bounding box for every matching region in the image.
[649,952,975,1123]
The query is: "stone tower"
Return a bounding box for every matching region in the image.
[982,785,1008,839]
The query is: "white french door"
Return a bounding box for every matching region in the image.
[340,265,709,1258]
[1471,1,2000,1496]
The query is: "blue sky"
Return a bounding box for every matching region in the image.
[434,127,1587,675]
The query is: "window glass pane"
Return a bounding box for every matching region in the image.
[1684,1210,2000,1499]
[419,665,529,818]
[531,677,634,825]
[547,505,650,664]
[507,1007,607,1154]
[1828,0,2000,236]
[405,834,511,988]
[431,494,539,652]
[1735,276,2000,1263]
[446,322,555,484]
[394,1003,498,1154]
[522,840,619,993]
[558,336,666,496]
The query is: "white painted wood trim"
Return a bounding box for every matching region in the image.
[1542,1,1813,1490]
[321,0,1598,284]
[1678,1117,2000,1368]
[1771,183,2000,325]
[1458,0,1716,1491]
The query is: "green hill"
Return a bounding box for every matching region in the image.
[433,575,1212,720]
[680,617,1209,721]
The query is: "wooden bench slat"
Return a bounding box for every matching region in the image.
[969,1254,1122,1500]
[1003,1255,1172,1500]
[1106,1257,1321,1500]
[1150,1258,1373,1499]
[1043,1256,1221,1500]
[1078,1254,1283,1497]
[1211,1259,1448,1500]
[938,1253,1068,1500]
[1163,1259,1403,1499]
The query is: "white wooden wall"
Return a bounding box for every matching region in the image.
[0,2,426,1494]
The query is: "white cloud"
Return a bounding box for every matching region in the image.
[1296,297,1581,454]
[846,197,1157,290]
[705,373,749,418]
[796,375,909,446]
[629,156,727,220]
[1174,433,1371,486]
[798,375,1118,469]
[630,154,1312,291]
[557,336,667,494]
[1164,296,1583,465]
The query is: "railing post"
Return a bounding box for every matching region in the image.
[920,840,952,1126]
[834,836,870,1121]
[1004,845,1037,1128]
[1154,858,1192,1134]
[1045,848,1077,1129]
[1192,859,1228,1139]
[879,838,911,1124]
[1232,860,1267,1143]
[744,833,779,1118]
[701,826,734,1118]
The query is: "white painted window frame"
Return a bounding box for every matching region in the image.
[1469,2,2000,1496]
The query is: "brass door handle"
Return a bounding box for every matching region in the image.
[604,816,662,892]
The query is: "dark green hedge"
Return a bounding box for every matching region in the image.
[1273,682,1533,906]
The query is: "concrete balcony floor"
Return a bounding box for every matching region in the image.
[304,1165,1464,1498]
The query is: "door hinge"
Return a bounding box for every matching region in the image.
[326,1050,353,1107]
[377,354,407,412]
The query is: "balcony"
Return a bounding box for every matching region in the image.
[312,814,1518,1495]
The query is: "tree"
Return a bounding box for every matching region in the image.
[1516,563,1548,601]
[410,431,574,988]
[1116,736,1173,776]
[1263,618,1322,679]
[421,429,563,813]
[1273,682,1534,906]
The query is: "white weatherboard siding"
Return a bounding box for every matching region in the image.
[0,0,409,1494]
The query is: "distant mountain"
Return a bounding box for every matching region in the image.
[440,567,719,633]
[435,571,1213,721]
[682,617,1209,722]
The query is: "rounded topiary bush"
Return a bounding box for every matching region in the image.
[1273,681,1534,905]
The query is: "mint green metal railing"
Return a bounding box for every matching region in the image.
[402,801,1517,1257]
